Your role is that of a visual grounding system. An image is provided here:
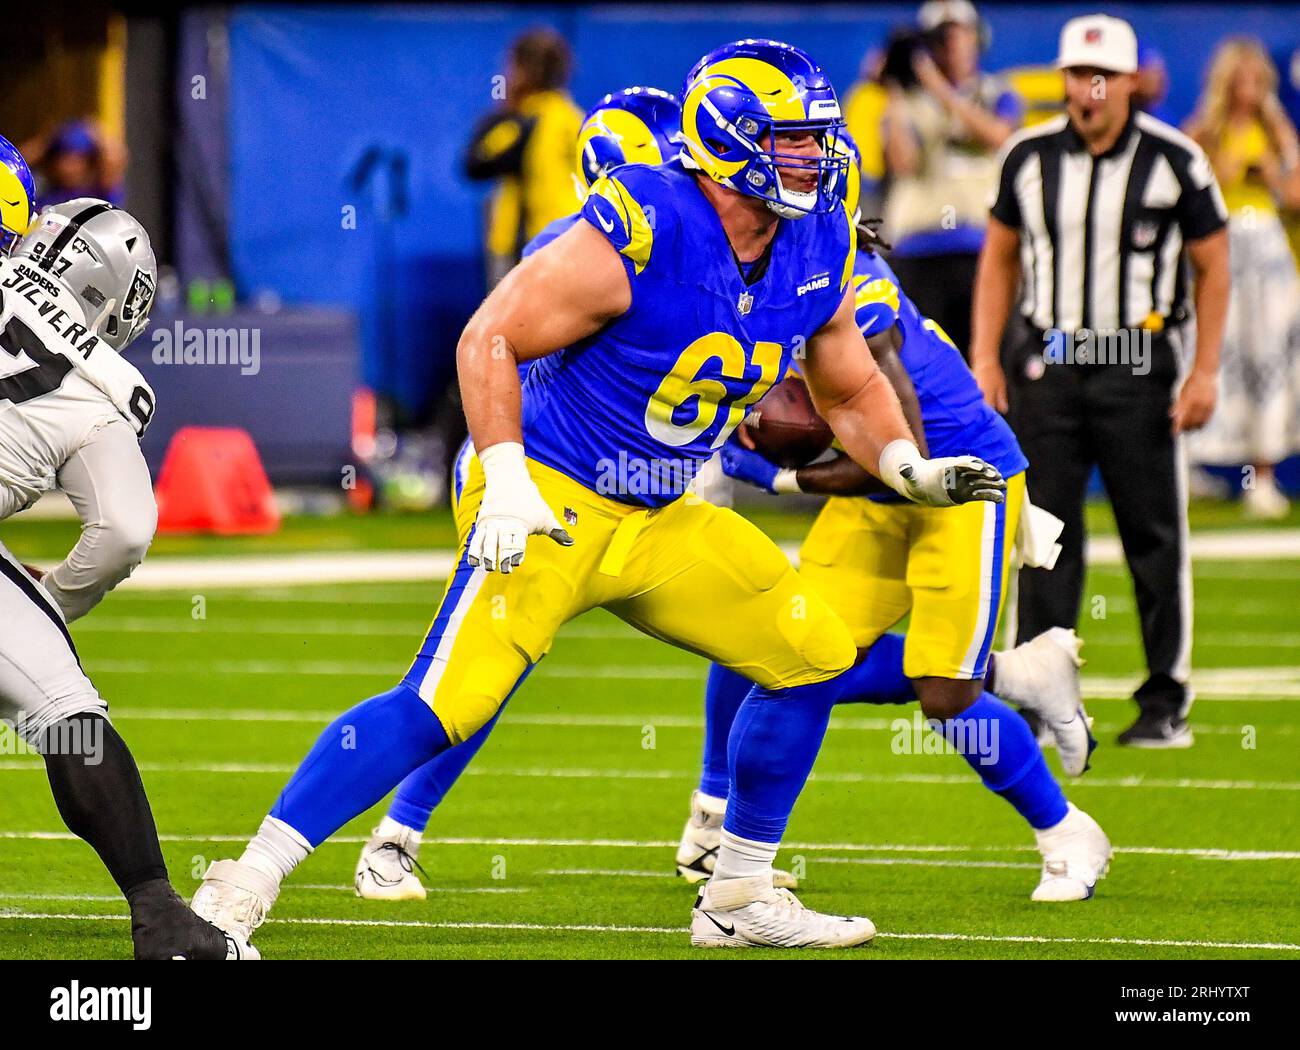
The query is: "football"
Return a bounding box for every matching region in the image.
[739,374,834,468]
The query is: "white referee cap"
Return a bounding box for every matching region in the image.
[918,0,980,33]
[1056,14,1138,74]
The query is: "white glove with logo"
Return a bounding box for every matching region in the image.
[466,442,574,573]
[878,439,1007,507]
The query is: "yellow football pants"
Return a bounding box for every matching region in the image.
[406,455,855,744]
[797,473,1026,681]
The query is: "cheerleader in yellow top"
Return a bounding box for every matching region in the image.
[1186,38,1300,518]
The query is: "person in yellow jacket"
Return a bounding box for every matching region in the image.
[1185,38,1300,519]
[465,27,583,288]
[842,47,889,210]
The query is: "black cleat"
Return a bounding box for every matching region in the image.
[128,879,230,960]
[1117,711,1194,749]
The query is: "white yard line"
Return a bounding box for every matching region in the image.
[82,659,708,681]
[0,910,1295,952]
[548,858,1044,873]
[540,869,668,878]
[24,705,1289,737]
[102,529,1300,592]
[120,552,458,591]
[817,857,1042,870]
[70,655,1300,699]
[114,589,440,605]
[2,759,1298,791]
[0,893,124,902]
[287,884,527,895]
[71,614,1300,651]
[73,617,643,640]
[76,618,429,636]
[0,887,524,901]
[1,829,1295,859]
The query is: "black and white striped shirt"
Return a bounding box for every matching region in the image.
[989,110,1228,333]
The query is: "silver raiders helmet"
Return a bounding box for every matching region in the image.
[14,198,158,350]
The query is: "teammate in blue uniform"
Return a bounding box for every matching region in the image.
[1,135,37,253]
[194,40,1006,952]
[680,140,1112,903]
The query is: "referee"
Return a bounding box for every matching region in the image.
[969,14,1230,747]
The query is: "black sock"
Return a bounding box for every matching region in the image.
[41,713,168,897]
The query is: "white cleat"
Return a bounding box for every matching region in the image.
[355,825,428,901]
[223,930,261,961]
[675,791,798,889]
[191,859,279,958]
[691,875,875,949]
[1243,477,1289,520]
[996,628,1096,776]
[1032,803,1113,902]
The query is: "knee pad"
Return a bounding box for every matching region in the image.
[433,685,505,746]
[779,596,857,687]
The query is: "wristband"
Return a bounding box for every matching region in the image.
[477,441,530,486]
[772,468,802,494]
[877,438,921,497]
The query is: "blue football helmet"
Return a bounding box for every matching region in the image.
[679,39,849,218]
[574,86,683,197]
[0,135,36,255]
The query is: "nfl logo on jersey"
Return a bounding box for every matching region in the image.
[737,290,754,316]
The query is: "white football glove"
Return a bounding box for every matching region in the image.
[878,439,1007,507]
[466,442,574,573]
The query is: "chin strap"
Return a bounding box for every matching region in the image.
[766,187,819,219]
[855,217,893,253]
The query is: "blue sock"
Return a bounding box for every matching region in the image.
[699,663,751,798]
[387,706,505,831]
[836,633,915,705]
[386,665,534,832]
[269,683,451,847]
[938,692,1067,830]
[700,639,912,800]
[723,675,845,843]
[702,634,913,799]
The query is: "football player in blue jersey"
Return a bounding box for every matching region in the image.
[352,86,687,901]
[1,135,37,254]
[349,125,1108,907]
[676,135,1112,903]
[194,40,1007,952]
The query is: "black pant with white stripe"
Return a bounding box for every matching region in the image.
[1008,327,1191,718]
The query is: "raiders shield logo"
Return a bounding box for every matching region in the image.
[122,268,155,324]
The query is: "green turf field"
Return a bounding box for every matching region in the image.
[1,508,1298,959]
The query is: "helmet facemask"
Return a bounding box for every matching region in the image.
[682,57,851,219]
[750,119,850,219]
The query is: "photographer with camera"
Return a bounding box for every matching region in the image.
[880,0,1023,356]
